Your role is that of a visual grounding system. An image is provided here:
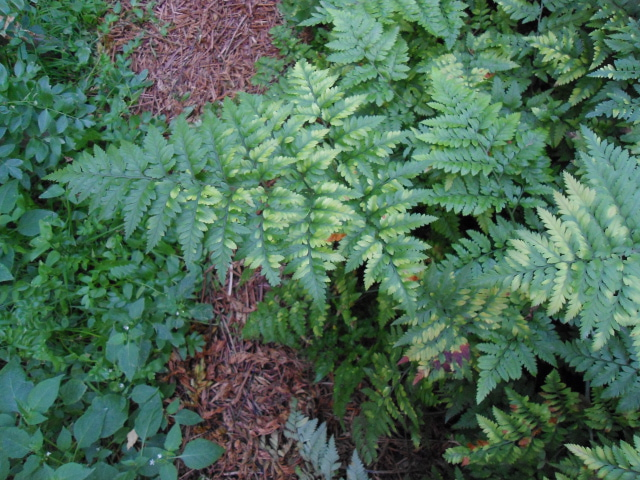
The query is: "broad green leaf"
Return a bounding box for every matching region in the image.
[0,264,12,282]
[0,427,31,458]
[159,463,178,480]
[60,379,86,405]
[0,64,7,91]
[164,424,182,452]
[117,341,140,381]
[73,405,105,448]
[38,109,53,134]
[56,427,72,451]
[94,395,128,438]
[0,180,19,215]
[131,385,160,404]
[0,362,32,413]
[173,409,203,426]
[27,375,63,413]
[53,462,95,480]
[17,209,58,236]
[127,297,145,320]
[178,438,224,469]
[134,398,163,442]
[39,184,66,199]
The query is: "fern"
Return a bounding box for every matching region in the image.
[394,0,467,50]
[487,127,640,352]
[49,61,431,308]
[414,58,553,217]
[285,404,371,480]
[567,436,640,479]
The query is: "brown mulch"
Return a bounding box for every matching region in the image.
[104,0,282,120]
[104,1,443,478]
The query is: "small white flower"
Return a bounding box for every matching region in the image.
[119,383,124,389]
[157,453,162,459]
[149,459,155,466]
[123,325,130,331]
[46,451,51,457]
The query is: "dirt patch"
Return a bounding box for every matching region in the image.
[106,0,282,120]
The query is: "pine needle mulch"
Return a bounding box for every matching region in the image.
[105,0,281,120]
[104,1,442,478]
[163,263,327,478]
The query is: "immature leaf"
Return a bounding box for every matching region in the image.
[179,438,224,469]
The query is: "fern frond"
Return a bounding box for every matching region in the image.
[488,129,640,350]
[567,436,640,479]
[395,0,467,50]
[285,404,371,480]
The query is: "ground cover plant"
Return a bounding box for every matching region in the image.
[0,0,223,478]
[5,0,640,478]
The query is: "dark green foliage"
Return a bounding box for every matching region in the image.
[13,0,640,477]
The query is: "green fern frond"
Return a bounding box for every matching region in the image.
[495,0,542,23]
[567,436,640,479]
[488,128,640,350]
[395,0,467,50]
[285,404,371,480]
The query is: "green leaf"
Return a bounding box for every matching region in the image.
[164,424,182,452]
[0,180,19,215]
[134,397,163,442]
[0,264,13,282]
[0,427,32,458]
[60,379,87,405]
[117,341,140,381]
[38,109,52,134]
[27,375,63,414]
[56,427,72,451]
[0,362,32,413]
[73,405,105,448]
[17,209,58,236]
[173,409,203,426]
[179,438,224,469]
[39,184,66,199]
[159,463,178,480]
[52,462,95,480]
[0,64,8,91]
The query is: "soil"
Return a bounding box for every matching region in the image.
[105,1,441,478]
